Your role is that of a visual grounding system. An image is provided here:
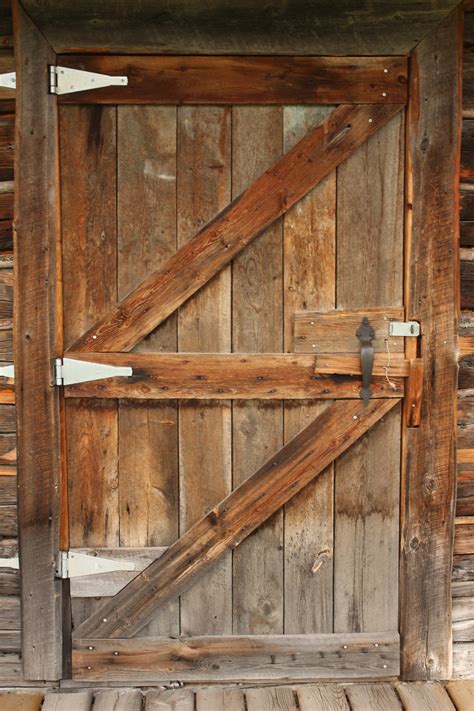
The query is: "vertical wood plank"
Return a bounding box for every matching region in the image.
[13,0,63,679]
[117,106,179,637]
[334,110,404,635]
[177,106,232,635]
[401,9,461,679]
[282,106,336,634]
[60,106,119,551]
[232,106,284,634]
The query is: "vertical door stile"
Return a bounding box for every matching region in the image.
[231,106,284,635]
[117,106,179,637]
[334,111,405,633]
[177,106,233,636]
[60,105,119,628]
[282,106,336,634]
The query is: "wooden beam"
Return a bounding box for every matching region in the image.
[400,8,461,680]
[13,1,64,680]
[72,632,400,683]
[56,55,408,105]
[63,353,405,400]
[19,0,459,56]
[70,103,403,354]
[314,353,410,377]
[74,397,399,639]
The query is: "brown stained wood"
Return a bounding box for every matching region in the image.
[335,101,403,640]
[0,432,15,464]
[19,1,459,56]
[177,106,232,637]
[60,106,119,560]
[13,0,63,680]
[461,222,474,247]
[396,682,456,710]
[0,505,17,536]
[459,335,474,356]
[71,103,403,354]
[0,53,14,102]
[345,684,402,710]
[401,9,461,681]
[195,688,245,711]
[462,259,474,309]
[72,633,400,682]
[75,398,398,639]
[0,694,43,711]
[56,55,408,105]
[245,687,297,711]
[63,353,404,400]
[294,307,405,354]
[94,690,143,711]
[117,105,179,639]
[314,353,409,376]
[296,685,349,710]
[282,106,336,636]
[231,106,283,637]
[145,689,194,711]
[0,567,19,596]
[446,680,474,709]
[455,523,474,554]
[0,404,15,432]
[0,474,15,504]
[406,359,424,427]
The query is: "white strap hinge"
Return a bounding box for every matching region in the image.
[55,551,135,579]
[49,66,128,96]
[55,357,132,386]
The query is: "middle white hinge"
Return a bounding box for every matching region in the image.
[55,357,132,386]
[49,65,128,96]
[55,551,135,579]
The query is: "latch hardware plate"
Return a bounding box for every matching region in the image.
[55,551,135,579]
[55,357,132,386]
[389,321,420,337]
[0,72,15,90]
[49,66,128,96]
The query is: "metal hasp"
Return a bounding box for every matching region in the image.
[49,66,128,96]
[55,551,136,579]
[389,320,420,337]
[0,72,15,90]
[356,316,375,405]
[55,357,132,386]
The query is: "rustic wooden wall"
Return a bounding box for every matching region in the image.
[0,0,20,684]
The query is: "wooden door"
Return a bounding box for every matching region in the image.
[14,4,460,683]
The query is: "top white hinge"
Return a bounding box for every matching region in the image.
[388,321,420,337]
[0,72,16,90]
[55,358,132,386]
[55,551,135,579]
[49,66,128,96]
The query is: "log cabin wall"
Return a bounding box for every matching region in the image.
[0,0,469,683]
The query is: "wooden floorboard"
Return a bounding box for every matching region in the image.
[1,682,474,710]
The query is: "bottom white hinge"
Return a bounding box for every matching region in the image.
[55,357,132,386]
[55,551,136,579]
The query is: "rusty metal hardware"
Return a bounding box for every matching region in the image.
[356,316,375,404]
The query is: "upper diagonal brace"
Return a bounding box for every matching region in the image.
[74,397,399,639]
[70,103,403,354]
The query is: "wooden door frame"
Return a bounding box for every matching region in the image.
[13,0,462,681]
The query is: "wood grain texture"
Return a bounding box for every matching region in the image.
[446,680,474,708]
[283,106,335,636]
[400,9,461,680]
[231,106,283,636]
[334,108,404,638]
[71,103,403,354]
[41,692,92,711]
[56,55,408,105]
[72,632,400,682]
[177,106,232,637]
[0,694,43,711]
[13,0,63,680]
[245,687,297,711]
[63,353,404,400]
[93,689,143,711]
[20,0,459,56]
[296,685,349,710]
[145,689,194,711]
[345,684,402,710]
[294,307,405,354]
[195,688,245,711]
[60,106,119,557]
[75,398,399,639]
[406,359,424,427]
[117,105,179,638]
[396,682,456,710]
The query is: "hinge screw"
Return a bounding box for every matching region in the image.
[102,618,108,623]
[382,92,387,97]
[88,645,94,650]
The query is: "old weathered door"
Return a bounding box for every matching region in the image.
[14,3,460,682]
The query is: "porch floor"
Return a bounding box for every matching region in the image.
[0,681,473,710]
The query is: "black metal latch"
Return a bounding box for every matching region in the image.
[356,316,375,404]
